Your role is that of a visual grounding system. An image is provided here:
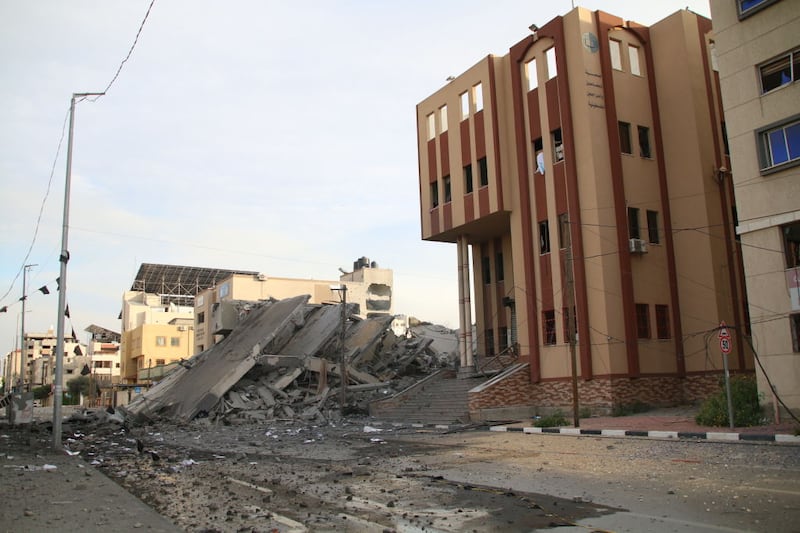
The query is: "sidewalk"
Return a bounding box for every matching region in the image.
[489,406,800,443]
[0,424,181,532]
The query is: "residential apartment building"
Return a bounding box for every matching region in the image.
[417,6,751,417]
[194,257,393,351]
[710,0,800,416]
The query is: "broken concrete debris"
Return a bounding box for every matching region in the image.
[123,295,456,426]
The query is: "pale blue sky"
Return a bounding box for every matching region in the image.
[0,0,711,356]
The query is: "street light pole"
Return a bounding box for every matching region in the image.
[19,264,37,393]
[53,92,103,450]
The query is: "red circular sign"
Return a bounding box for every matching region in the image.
[720,337,732,354]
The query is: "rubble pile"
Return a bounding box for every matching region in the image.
[123,295,456,426]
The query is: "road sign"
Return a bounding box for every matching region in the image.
[720,336,732,354]
[718,321,730,339]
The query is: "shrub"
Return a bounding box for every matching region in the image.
[533,411,568,428]
[695,374,763,427]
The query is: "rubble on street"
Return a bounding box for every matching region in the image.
[123,295,457,426]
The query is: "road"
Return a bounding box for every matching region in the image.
[66,417,800,532]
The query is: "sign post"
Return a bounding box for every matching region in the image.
[718,322,734,430]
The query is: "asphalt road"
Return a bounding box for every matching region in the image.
[3,417,799,532]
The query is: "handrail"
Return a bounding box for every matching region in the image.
[477,343,519,374]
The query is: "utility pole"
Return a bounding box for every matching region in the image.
[565,215,580,428]
[331,285,348,414]
[53,92,103,450]
[19,264,36,393]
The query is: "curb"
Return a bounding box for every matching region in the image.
[488,424,800,443]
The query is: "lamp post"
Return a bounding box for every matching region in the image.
[52,92,104,450]
[18,264,36,393]
[330,285,348,414]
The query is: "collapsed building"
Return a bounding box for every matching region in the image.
[123,295,457,426]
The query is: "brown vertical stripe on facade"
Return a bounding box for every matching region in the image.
[427,139,437,183]
[430,210,440,235]
[443,203,452,232]
[465,193,475,223]
[595,10,640,377]
[460,120,471,165]
[440,131,450,177]
[488,56,504,211]
[510,34,541,382]
[479,187,490,218]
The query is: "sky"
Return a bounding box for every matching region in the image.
[0,0,711,359]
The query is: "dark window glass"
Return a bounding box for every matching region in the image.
[495,251,504,282]
[628,207,640,239]
[761,119,800,169]
[647,210,659,244]
[552,129,564,162]
[478,157,489,187]
[482,256,491,284]
[655,304,671,339]
[539,220,551,254]
[636,303,650,339]
[430,181,439,208]
[638,125,651,158]
[783,223,800,268]
[464,164,473,194]
[619,122,632,154]
[791,314,800,353]
[443,175,451,203]
[543,310,556,345]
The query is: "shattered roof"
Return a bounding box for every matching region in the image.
[130,263,258,305]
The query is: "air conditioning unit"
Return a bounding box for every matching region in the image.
[629,238,648,254]
[256,273,267,281]
[177,326,186,331]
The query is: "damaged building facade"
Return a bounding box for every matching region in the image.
[416,7,752,418]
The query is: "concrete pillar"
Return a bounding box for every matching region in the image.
[457,237,475,376]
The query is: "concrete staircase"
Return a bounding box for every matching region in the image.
[370,370,487,425]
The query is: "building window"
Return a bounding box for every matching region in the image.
[783,222,800,268]
[655,305,671,339]
[539,220,551,254]
[628,44,641,76]
[478,157,489,187]
[170,337,180,347]
[474,83,483,112]
[619,121,632,154]
[486,329,495,356]
[543,310,556,345]
[759,50,798,94]
[610,39,623,71]
[533,137,544,174]
[443,175,452,203]
[628,207,641,240]
[460,91,469,119]
[546,47,557,79]
[427,113,435,140]
[430,181,439,208]
[482,256,491,284]
[526,57,537,91]
[739,0,776,17]
[439,105,448,133]
[638,126,651,158]
[156,336,166,347]
[721,121,730,156]
[499,326,509,353]
[758,117,800,171]
[635,303,650,339]
[558,213,569,249]
[552,129,564,162]
[495,251,504,282]
[464,164,473,193]
[791,314,800,352]
[198,311,205,324]
[155,358,165,366]
[647,210,660,244]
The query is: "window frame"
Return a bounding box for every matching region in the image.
[628,44,641,76]
[478,157,489,187]
[756,115,800,174]
[638,125,651,158]
[426,113,435,140]
[443,175,452,204]
[738,0,780,19]
[526,57,538,91]
[539,220,551,255]
[646,210,660,244]
[610,39,623,71]
[552,129,564,162]
[542,310,557,346]
[655,304,671,340]
[464,164,473,194]
[155,336,166,347]
[473,83,484,112]
[546,47,557,80]
[460,91,469,119]
[628,207,641,240]
[619,121,632,155]
[439,105,448,133]
[783,222,800,268]
[635,303,650,339]
[430,181,439,209]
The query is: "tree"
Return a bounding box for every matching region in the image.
[66,376,92,397]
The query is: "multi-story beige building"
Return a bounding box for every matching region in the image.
[417,6,751,417]
[711,0,800,416]
[194,257,393,352]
